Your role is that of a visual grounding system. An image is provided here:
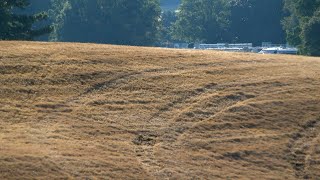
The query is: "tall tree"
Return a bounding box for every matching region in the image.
[0,0,51,40]
[59,0,161,46]
[172,0,285,45]
[160,10,177,44]
[172,0,230,43]
[229,0,286,45]
[48,0,71,41]
[283,0,320,55]
[302,13,320,56]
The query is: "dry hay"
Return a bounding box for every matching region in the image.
[1,41,320,179]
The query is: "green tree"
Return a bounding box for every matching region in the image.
[229,0,285,45]
[283,0,320,56]
[301,12,320,56]
[172,0,230,43]
[0,0,51,40]
[48,0,71,41]
[160,10,177,43]
[59,0,161,46]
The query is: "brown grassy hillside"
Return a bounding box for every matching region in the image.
[1,41,320,179]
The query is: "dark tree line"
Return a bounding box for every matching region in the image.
[58,0,161,46]
[168,0,320,55]
[171,0,286,46]
[0,0,51,40]
[1,0,161,46]
[0,0,319,56]
[228,0,286,45]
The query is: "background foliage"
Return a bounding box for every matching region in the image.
[0,0,319,55]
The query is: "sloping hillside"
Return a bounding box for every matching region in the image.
[0,41,320,179]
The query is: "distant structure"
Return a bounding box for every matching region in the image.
[198,43,253,52]
[199,43,227,49]
[259,47,298,55]
[166,41,298,55]
[259,42,298,54]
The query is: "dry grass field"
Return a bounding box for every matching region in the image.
[0,41,320,179]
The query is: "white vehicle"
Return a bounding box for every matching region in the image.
[259,47,298,55]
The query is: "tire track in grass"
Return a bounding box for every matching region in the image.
[287,117,320,179]
[132,83,258,178]
[132,82,219,178]
[148,83,219,121]
[132,80,289,177]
